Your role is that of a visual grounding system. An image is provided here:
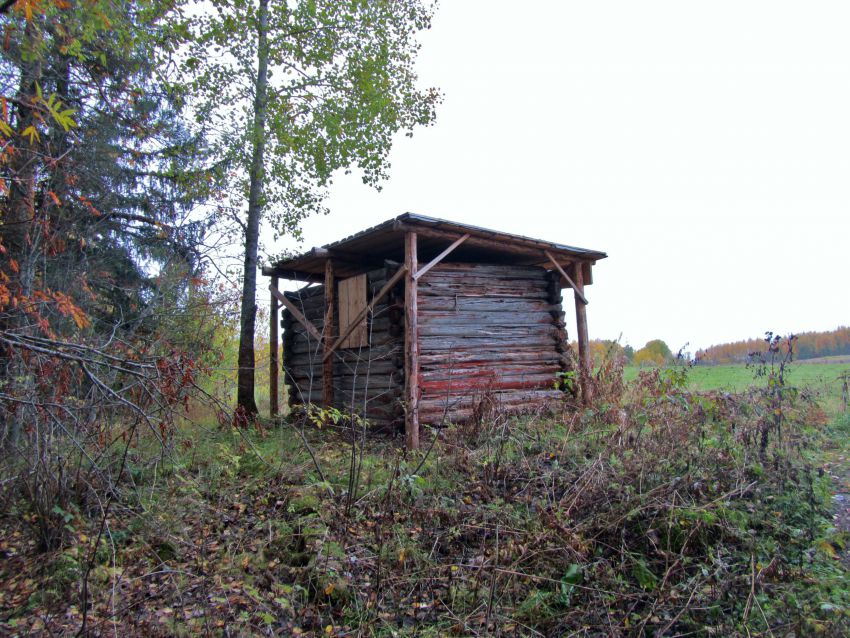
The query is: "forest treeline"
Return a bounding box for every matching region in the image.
[695,326,850,364]
[0,0,438,421]
[0,0,439,431]
[584,326,850,368]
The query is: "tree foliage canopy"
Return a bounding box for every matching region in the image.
[182,0,440,244]
[0,0,217,338]
[633,339,674,367]
[0,0,230,567]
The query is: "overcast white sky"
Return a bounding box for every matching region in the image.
[267,0,850,352]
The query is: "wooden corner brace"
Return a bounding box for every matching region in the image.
[413,233,470,281]
[269,285,324,342]
[544,250,588,306]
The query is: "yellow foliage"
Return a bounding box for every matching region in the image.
[633,348,664,367]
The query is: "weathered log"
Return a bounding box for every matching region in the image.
[284,286,323,301]
[288,372,401,391]
[418,350,569,367]
[418,297,561,312]
[419,310,555,324]
[290,386,401,403]
[287,316,395,341]
[424,262,552,277]
[288,333,399,355]
[419,389,563,411]
[287,365,401,381]
[419,363,561,379]
[420,376,559,393]
[418,283,550,298]
[288,340,395,359]
[418,324,556,338]
[419,335,560,350]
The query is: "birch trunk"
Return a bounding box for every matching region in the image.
[236,0,270,418]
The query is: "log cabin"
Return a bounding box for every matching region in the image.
[262,214,606,449]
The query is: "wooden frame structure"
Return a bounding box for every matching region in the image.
[263,214,606,449]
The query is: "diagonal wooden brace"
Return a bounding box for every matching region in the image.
[413,233,470,281]
[270,285,324,342]
[544,250,588,305]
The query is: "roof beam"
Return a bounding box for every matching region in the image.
[393,222,544,259]
[313,247,387,267]
[263,256,384,280]
[395,218,604,259]
[261,266,323,283]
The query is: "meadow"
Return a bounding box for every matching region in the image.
[625,360,850,415]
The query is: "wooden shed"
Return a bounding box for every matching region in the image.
[263,214,606,449]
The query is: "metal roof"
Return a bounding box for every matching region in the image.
[264,213,607,281]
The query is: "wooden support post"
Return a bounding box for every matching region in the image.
[573,263,592,405]
[404,232,420,450]
[269,276,279,418]
[323,260,335,408]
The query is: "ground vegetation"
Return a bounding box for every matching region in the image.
[2,345,848,636]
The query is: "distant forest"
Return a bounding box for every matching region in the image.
[695,326,850,364]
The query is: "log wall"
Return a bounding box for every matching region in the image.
[282,263,405,429]
[417,262,569,424]
[282,260,570,429]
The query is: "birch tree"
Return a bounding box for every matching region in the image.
[184,0,440,418]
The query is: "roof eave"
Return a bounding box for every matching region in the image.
[265,213,607,278]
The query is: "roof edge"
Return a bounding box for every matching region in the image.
[265,213,607,277]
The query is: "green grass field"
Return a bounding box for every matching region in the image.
[625,361,850,415]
